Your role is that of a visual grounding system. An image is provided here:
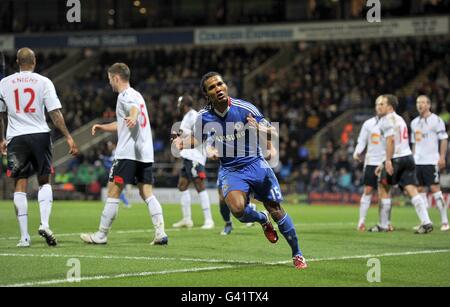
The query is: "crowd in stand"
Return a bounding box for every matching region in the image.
[3,51,66,76]
[284,47,450,195]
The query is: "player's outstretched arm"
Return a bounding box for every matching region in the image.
[49,109,79,156]
[92,122,118,135]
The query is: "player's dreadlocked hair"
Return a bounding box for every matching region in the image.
[200,71,222,110]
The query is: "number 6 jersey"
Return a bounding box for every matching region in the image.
[0,71,62,143]
[115,87,154,163]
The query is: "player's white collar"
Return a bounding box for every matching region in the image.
[419,112,432,121]
[119,86,131,95]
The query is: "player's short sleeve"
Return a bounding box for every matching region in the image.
[380,116,395,138]
[120,94,140,114]
[436,117,448,140]
[42,78,62,112]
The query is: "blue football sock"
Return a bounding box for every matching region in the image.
[277,214,302,257]
[119,193,129,206]
[220,201,231,223]
[238,205,266,224]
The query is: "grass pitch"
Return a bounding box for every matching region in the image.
[0,200,449,287]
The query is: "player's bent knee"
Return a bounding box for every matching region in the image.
[430,185,441,194]
[194,180,206,193]
[178,178,189,191]
[107,182,123,199]
[14,179,28,193]
[364,186,374,195]
[37,176,50,186]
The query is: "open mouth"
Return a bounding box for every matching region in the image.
[217,92,225,100]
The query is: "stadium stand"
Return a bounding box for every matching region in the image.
[44,35,450,198]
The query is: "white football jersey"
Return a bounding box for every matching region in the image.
[114,87,154,163]
[0,71,62,143]
[354,116,386,166]
[411,113,448,165]
[378,112,412,159]
[179,109,207,165]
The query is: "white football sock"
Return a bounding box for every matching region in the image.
[380,198,391,229]
[38,184,53,230]
[14,192,29,241]
[358,194,371,225]
[98,198,119,238]
[199,190,213,222]
[385,198,393,225]
[420,192,430,210]
[433,191,448,225]
[412,195,432,225]
[180,190,192,221]
[146,196,166,237]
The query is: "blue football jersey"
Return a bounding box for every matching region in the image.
[194,97,269,169]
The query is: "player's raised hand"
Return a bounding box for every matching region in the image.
[125,116,137,128]
[67,137,79,156]
[247,113,258,129]
[171,132,183,150]
[92,124,101,136]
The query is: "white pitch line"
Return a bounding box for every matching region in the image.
[263,249,450,265]
[0,252,260,265]
[0,222,354,241]
[1,265,234,288]
[1,248,450,287]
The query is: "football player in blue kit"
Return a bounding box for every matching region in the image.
[173,72,306,269]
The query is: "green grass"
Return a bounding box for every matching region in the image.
[0,200,449,287]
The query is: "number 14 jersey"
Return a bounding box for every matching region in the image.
[378,112,412,159]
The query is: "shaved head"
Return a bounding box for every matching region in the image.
[16,48,36,68]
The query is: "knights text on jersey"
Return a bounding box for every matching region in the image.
[0,71,61,142]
